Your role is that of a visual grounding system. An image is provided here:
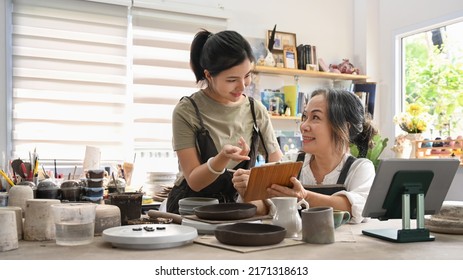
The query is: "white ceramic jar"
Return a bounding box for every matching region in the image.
[23,199,61,241]
[0,206,23,240]
[8,184,34,217]
[0,211,18,252]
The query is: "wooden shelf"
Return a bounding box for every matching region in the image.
[270,115,300,121]
[414,139,463,165]
[254,65,369,81]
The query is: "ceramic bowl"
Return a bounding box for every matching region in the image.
[178,197,219,215]
[194,203,257,220]
[214,223,286,246]
[36,179,61,199]
[87,169,105,179]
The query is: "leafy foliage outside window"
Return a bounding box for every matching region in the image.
[403,22,463,138]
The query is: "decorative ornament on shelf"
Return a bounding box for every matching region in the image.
[329,59,360,75]
[264,24,277,67]
[391,134,410,159]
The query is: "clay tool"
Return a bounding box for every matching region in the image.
[0,169,15,186]
[72,166,77,180]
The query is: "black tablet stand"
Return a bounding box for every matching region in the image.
[362,171,435,243]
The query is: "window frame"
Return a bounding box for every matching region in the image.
[395,15,463,137]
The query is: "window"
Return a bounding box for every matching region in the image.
[402,20,463,138]
[12,0,129,163]
[130,5,227,177]
[9,0,227,185]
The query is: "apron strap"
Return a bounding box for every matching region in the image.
[336,156,357,184]
[248,96,269,163]
[182,96,206,131]
[296,152,356,185]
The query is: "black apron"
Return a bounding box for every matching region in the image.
[166,95,268,214]
[296,152,356,195]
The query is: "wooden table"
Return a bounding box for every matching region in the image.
[2,219,462,260]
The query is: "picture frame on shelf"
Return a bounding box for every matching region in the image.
[283,46,298,69]
[267,30,297,52]
[261,90,285,116]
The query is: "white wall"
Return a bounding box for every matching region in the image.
[193,0,463,199]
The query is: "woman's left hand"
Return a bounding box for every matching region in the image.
[231,168,250,197]
[267,177,307,201]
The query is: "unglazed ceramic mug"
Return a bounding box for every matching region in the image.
[333,210,351,228]
[301,206,335,244]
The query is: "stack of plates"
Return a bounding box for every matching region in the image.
[178,197,219,216]
[144,171,177,198]
[152,186,173,202]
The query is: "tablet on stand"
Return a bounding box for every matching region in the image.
[362,158,460,243]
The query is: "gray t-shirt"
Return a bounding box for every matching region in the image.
[172,90,281,183]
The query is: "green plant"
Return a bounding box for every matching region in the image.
[404,30,463,136]
[350,134,389,171]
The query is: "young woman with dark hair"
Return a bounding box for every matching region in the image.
[166,29,282,214]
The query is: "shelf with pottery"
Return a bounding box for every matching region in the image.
[270,115,300,121]
[255,66,369,123]
[414,139,463,165]
[253,65,369,81]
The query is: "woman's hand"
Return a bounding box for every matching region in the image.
[231,168,250,197]
[267,177,307,201]
[220,136,250,162]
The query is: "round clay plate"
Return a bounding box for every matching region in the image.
[181,218,235,235]
[102,224,198,249]
[194,203,257,220]
[215,223,286,246]
[179,197,219,216]
[424,201,463,234]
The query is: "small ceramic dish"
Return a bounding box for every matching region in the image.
[214,223,286,246]
[179,197,219,216]
[194,203,257,220]
[179,197,219,206]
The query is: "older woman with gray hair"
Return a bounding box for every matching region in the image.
[233,88,378,223]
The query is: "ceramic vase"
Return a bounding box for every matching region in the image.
[264,49,276,67]
[405,133,422,158]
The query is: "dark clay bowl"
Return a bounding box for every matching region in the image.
[60,180,82,201]
[36,179,61,199]
[194,203,257,220]
[214,223,286,246]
